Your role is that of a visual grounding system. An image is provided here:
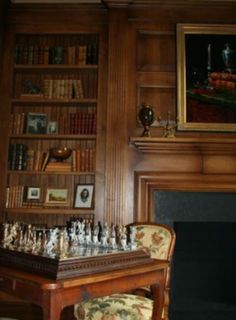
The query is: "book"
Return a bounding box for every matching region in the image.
[45,162,72,172]
[41,151,50,171]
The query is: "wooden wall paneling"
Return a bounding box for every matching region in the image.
[8,3,107,26]
[94,27,108,223]
[104,8,135,224]
[0,1,10,64]
[134,24,177,138]
[203,155,236,174]
[128,8,236,224]
[129,2,236,24]
[0,24,15,222]
[136,30,175,72]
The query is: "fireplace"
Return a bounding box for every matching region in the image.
[171,221,236,320]
[134,172,236,320]
[154,191,236,320]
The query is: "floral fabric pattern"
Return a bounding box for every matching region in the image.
[135,225,172,260]
[74,224,173,320]
[74,293,153,320]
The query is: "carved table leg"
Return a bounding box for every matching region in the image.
[151,275,165,320]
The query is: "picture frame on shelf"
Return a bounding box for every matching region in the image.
[26,187,41,201]
[45,188,69,206]
[26,112,48,134]
[74,184,94,209]
[177,24,236,132]
[47,121,58,134]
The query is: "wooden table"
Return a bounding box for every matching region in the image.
[0,259,168,320]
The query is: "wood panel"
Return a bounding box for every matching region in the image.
[104,9,135,224]
[102,2,236,226]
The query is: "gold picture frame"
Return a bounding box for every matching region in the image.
[45,188,69,206]
[177,24,236,132]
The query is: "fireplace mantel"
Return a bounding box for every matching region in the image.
[130,137,236,155]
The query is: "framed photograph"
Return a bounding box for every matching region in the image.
[26,112,47,134]
[177,24,236,132]
[74,184,94,209]
[26,187,41,200]
[45,188,69,206]
[47,121,58,134]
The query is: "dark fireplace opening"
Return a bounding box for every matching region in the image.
[170,222,236,320]
[154,191,236,320]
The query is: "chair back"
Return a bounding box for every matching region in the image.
[128,222,176,262]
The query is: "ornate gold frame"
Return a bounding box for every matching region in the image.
[177,24,236,132]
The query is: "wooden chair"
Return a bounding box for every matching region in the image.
[74,222,176,320]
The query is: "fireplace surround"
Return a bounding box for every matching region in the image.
[134,172,236,222]
[134,171,236,320]
[131,136,236,319]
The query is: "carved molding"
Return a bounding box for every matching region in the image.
[134,171,236,222]
[130,137,236,155]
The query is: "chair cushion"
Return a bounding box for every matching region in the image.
[74,293,153,320]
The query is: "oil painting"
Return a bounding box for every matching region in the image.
[177,24,236,131]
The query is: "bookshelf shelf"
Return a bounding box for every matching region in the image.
[7,170,96,175]
[14,64,98,70]
[5,208,95,215]
[12,98,97,105]
[9,134,97,140]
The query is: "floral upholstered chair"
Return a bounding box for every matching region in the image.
[74,223,176,320]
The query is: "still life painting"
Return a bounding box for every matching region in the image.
[177,24,236,131]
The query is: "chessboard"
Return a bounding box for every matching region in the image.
[0,245,152,279]
[0,220,153,279]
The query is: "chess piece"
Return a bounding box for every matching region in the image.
[129,226,137,250]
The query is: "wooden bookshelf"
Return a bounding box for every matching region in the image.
[2,30,106,225]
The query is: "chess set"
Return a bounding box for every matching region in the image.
[0,219,152,279]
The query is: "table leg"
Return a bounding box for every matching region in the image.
[151,275,164,320]
[42,291,63,320]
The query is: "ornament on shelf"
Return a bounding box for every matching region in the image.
[138,103,155,137]
[157,111,178,138]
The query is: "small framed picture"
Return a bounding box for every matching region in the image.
[27,187,41,200]
[74,184,94,208]
[45,188,69,206]
[26,112,47,134]
[47,121,58,134]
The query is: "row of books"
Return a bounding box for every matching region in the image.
[72,149,95,172]
[8,145,95,172]
[59,112,97,135]
[8,144,27,171]
[6,185,25,208]
[15,72,98,100]
[43,78,84,100]
[15,43,98,65]
[19,78,85,100]
[9,111,96,135]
